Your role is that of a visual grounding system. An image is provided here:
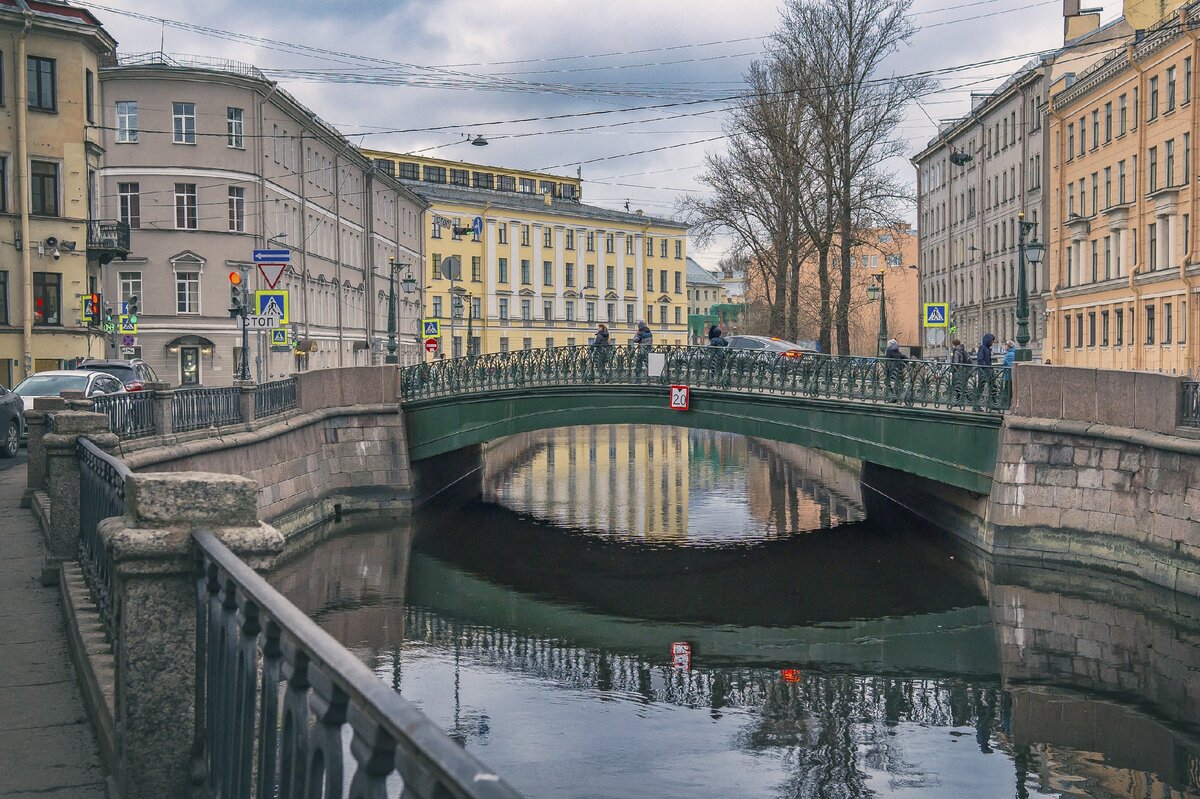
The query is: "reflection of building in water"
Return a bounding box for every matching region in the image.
[485,426,867,541]
[485,425,691,542]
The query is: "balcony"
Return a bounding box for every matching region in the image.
[87,219,131,264]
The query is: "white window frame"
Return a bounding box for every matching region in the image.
[116,101,138,143]
[172,102,196,144]
[226,107,244,149]
[174,183,198,230]
[118,271,142,308]
[228,186,245,232]
[175,271,200,315]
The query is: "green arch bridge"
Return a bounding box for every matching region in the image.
[399,345,1009,494]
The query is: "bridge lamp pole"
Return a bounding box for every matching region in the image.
[1014,211,1044,363]
[865,268,887,355]
[385,257,416,365]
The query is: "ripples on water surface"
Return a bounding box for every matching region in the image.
[272,426,1200,799]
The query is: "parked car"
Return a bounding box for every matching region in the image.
[75,358,161,391]
[12,370,126,438]
[0,383,21,457]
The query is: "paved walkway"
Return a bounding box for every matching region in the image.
[0,466,107,798]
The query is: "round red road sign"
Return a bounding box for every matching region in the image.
[424,338,439,353]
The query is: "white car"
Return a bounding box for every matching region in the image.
[12,371,126,436]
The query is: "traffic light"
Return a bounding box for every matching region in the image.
[87,293,101,327]
[104,306,114,327]
[126,295,139,325]
[228,271,243,318]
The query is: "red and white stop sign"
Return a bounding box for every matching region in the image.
[424,338,439,353]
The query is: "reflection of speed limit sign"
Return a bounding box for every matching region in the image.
[671,641,691,670]
[669,385,690,411]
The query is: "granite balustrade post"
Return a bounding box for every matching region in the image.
[143,383,175,437]
[59,388,97,411]
[42,411,117,584]
[235,380,256,426]
[102,471,283,799]
[22,395,65,507]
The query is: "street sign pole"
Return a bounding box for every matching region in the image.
[239,265,251,381]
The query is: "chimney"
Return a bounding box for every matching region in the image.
[1064,0,1101,42]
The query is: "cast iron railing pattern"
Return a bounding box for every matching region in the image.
[78,437,129,642]
[86,219,131,254]
[172,387,243,433]
[1184,382,1200,428]
[193,528,521,799]
[399,345,1012,412]
[254,377,297,418]
[93,392,156,439]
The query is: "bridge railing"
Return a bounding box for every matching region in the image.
[77,436,128,642]
[1184,381,1200,428]
[92,392,156,440]
[194,527,520,799]
[400,345,1012,412]
[172,386,243,432]
[253,376,297,418]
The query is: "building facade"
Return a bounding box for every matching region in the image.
[98,55,425,386]
[0,1,120,387]
[686,257,723,343]
[362,151,690,354]
[1045,5,1200,372]
[913,5,1127,361]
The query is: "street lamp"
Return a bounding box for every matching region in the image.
[865,268,887,355]
[453,286,475,355]
[385,256,415,365]
[1014,211,1044,363]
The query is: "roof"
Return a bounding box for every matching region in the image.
[402,180,687,230]
[686,257,721,287]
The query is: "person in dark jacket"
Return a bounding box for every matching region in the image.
[949,338,969,405]
[884,338,906,401]
[633,321,653,345]
[632,321,652,382]
[591,323,611,380]
[976,332,996,366]
[593,323,610,346]
[707,323,728,347]
[950,338,969,365]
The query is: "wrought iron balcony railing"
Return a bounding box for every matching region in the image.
[87,219,131,262]
[399,344,1013,413]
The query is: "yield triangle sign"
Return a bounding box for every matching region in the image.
[257,262,286,289]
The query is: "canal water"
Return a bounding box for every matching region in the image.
[272,426,1200,799]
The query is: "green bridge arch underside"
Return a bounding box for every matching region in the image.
[403,386,1002,494]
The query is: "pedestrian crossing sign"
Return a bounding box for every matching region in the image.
[923,303,949,328]
[119,314,138,334]
[255,290,289,325]
[422,319,441,338]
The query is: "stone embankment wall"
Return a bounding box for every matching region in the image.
[120,366,412,531]
[868,365,1200,595]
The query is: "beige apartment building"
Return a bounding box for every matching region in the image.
[98,55,425,386]
[914,4,1130,363]
[1046,3,1200,373]
[0,2,122,387]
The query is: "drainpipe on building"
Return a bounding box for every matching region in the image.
[16,7,33,378]
[1048,98,1064,365]
[1131,43,1147,371]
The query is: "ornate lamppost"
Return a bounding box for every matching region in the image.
[1014,211,1045,362]
[865,268,887,355]
[385,256,416,365]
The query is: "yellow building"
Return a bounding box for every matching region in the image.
[1046,1,1200,372]
[362,151,690,355]
[0,4,121,387]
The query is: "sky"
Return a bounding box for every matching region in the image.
[77,0,1128,266]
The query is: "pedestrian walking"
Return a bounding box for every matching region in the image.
[949,338,969,405]
[707,323,728,347]
[976,333,995,366]
[633,320,653,345]
[975,332,997,409]
[1002,339,1017,368]
[593,322,611,347]
[590,323,611,381]
[884,338,906,401]
[633,320,653,382]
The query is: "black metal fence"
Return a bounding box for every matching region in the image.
[254,377,297,418]
[1184,382,1200,428]
[77,437,130,642]
[172,387,243,433]
[93,392,156,439]
[399,345,1013,413]
[193,528,521,799]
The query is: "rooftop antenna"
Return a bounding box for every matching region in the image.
[159,20,165,60]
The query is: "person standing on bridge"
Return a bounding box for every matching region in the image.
[633,320,653,383]
[591,323,612,381]
[976,333,995,366]
[884,338,907,402]
[633,320,653,346]
[707,323,728,347]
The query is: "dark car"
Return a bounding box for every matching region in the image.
[75,358,161,391]
[0,383,21,457]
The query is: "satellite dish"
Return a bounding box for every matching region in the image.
[439,255,462,280]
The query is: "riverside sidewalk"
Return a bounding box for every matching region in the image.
[0,465,107,798]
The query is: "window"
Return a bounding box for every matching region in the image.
[543,300,553,321]
[659,270,668,293]
[1088,312,1096,346]
[32,272,60,325]
[675,240,683,259]
[659,305,667,325]
[398,162,419,180]
[1188,58,1194,104]
[565,230,574,250]
[543,227,552,248]
[646,270,653,291]
[498,175,516,192]
[521,225,530,246]
[0,271,7,325]
[606,265,615,289]
[586,232,595,252]
[1091,110,1099,146]
[646,236,654,256]
[422,165,446,183]
[224,107,245,148]
[1146,303,1156,344]
[626,303,634,322]
[1165,302,1173,344]
[674,271,682,293]
[1078,115,1086,155]
[85,69,94,123]
[431,218,441,239]
[432,296,442,317]
[1105,102,1112,142]
[172,102,196,144]
[521,259,531,284]
[1104,167,1112,208]
[451,168,469,187]
[565,301,575,321]
[1102,310,1110,345]
[175,272,200,314]
[30,160,58,216]
[1116,308,1125,345]
[625,236,634,256]
[498,257,508,283]
[1183,301,1188,343]
[1076,313,1084,347]
[1149,146,1158,192]
[626,268,634,291]
[1168,140,1176,186]
[519,177,535,193]
[174,183,197,229]
[472,256,482,282]
[1134,87,1140,129]
[499,337,509,353]
[1120,94,1128,134]
[1119,160,1127,203]
[521,299,531,321]
[116,101,137,143]
[26,56,54,111]
[566,263,575,287]
[522,337,532,351]
[660,239,668,258]
[586,302,596,322]
[540,180,557,196]
[117,182,140,228]
[1186,133,1192,184]
[543,261,553,286]
[1065,315,1072,348]
[498,224,508,245]
[472,172,494,190]
[606,234,614,253]
[1067,124,1075,158]
[586,264,595,288]
[228,187,245,232]
[1168,66,1177,112]
[1150,76,1159,120]
[1104,236,1112,279]
[1187,214,1192,255]
[430,252,440,279]
[499,298,509,320]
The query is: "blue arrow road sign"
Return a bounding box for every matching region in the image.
[253,249,290,263]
